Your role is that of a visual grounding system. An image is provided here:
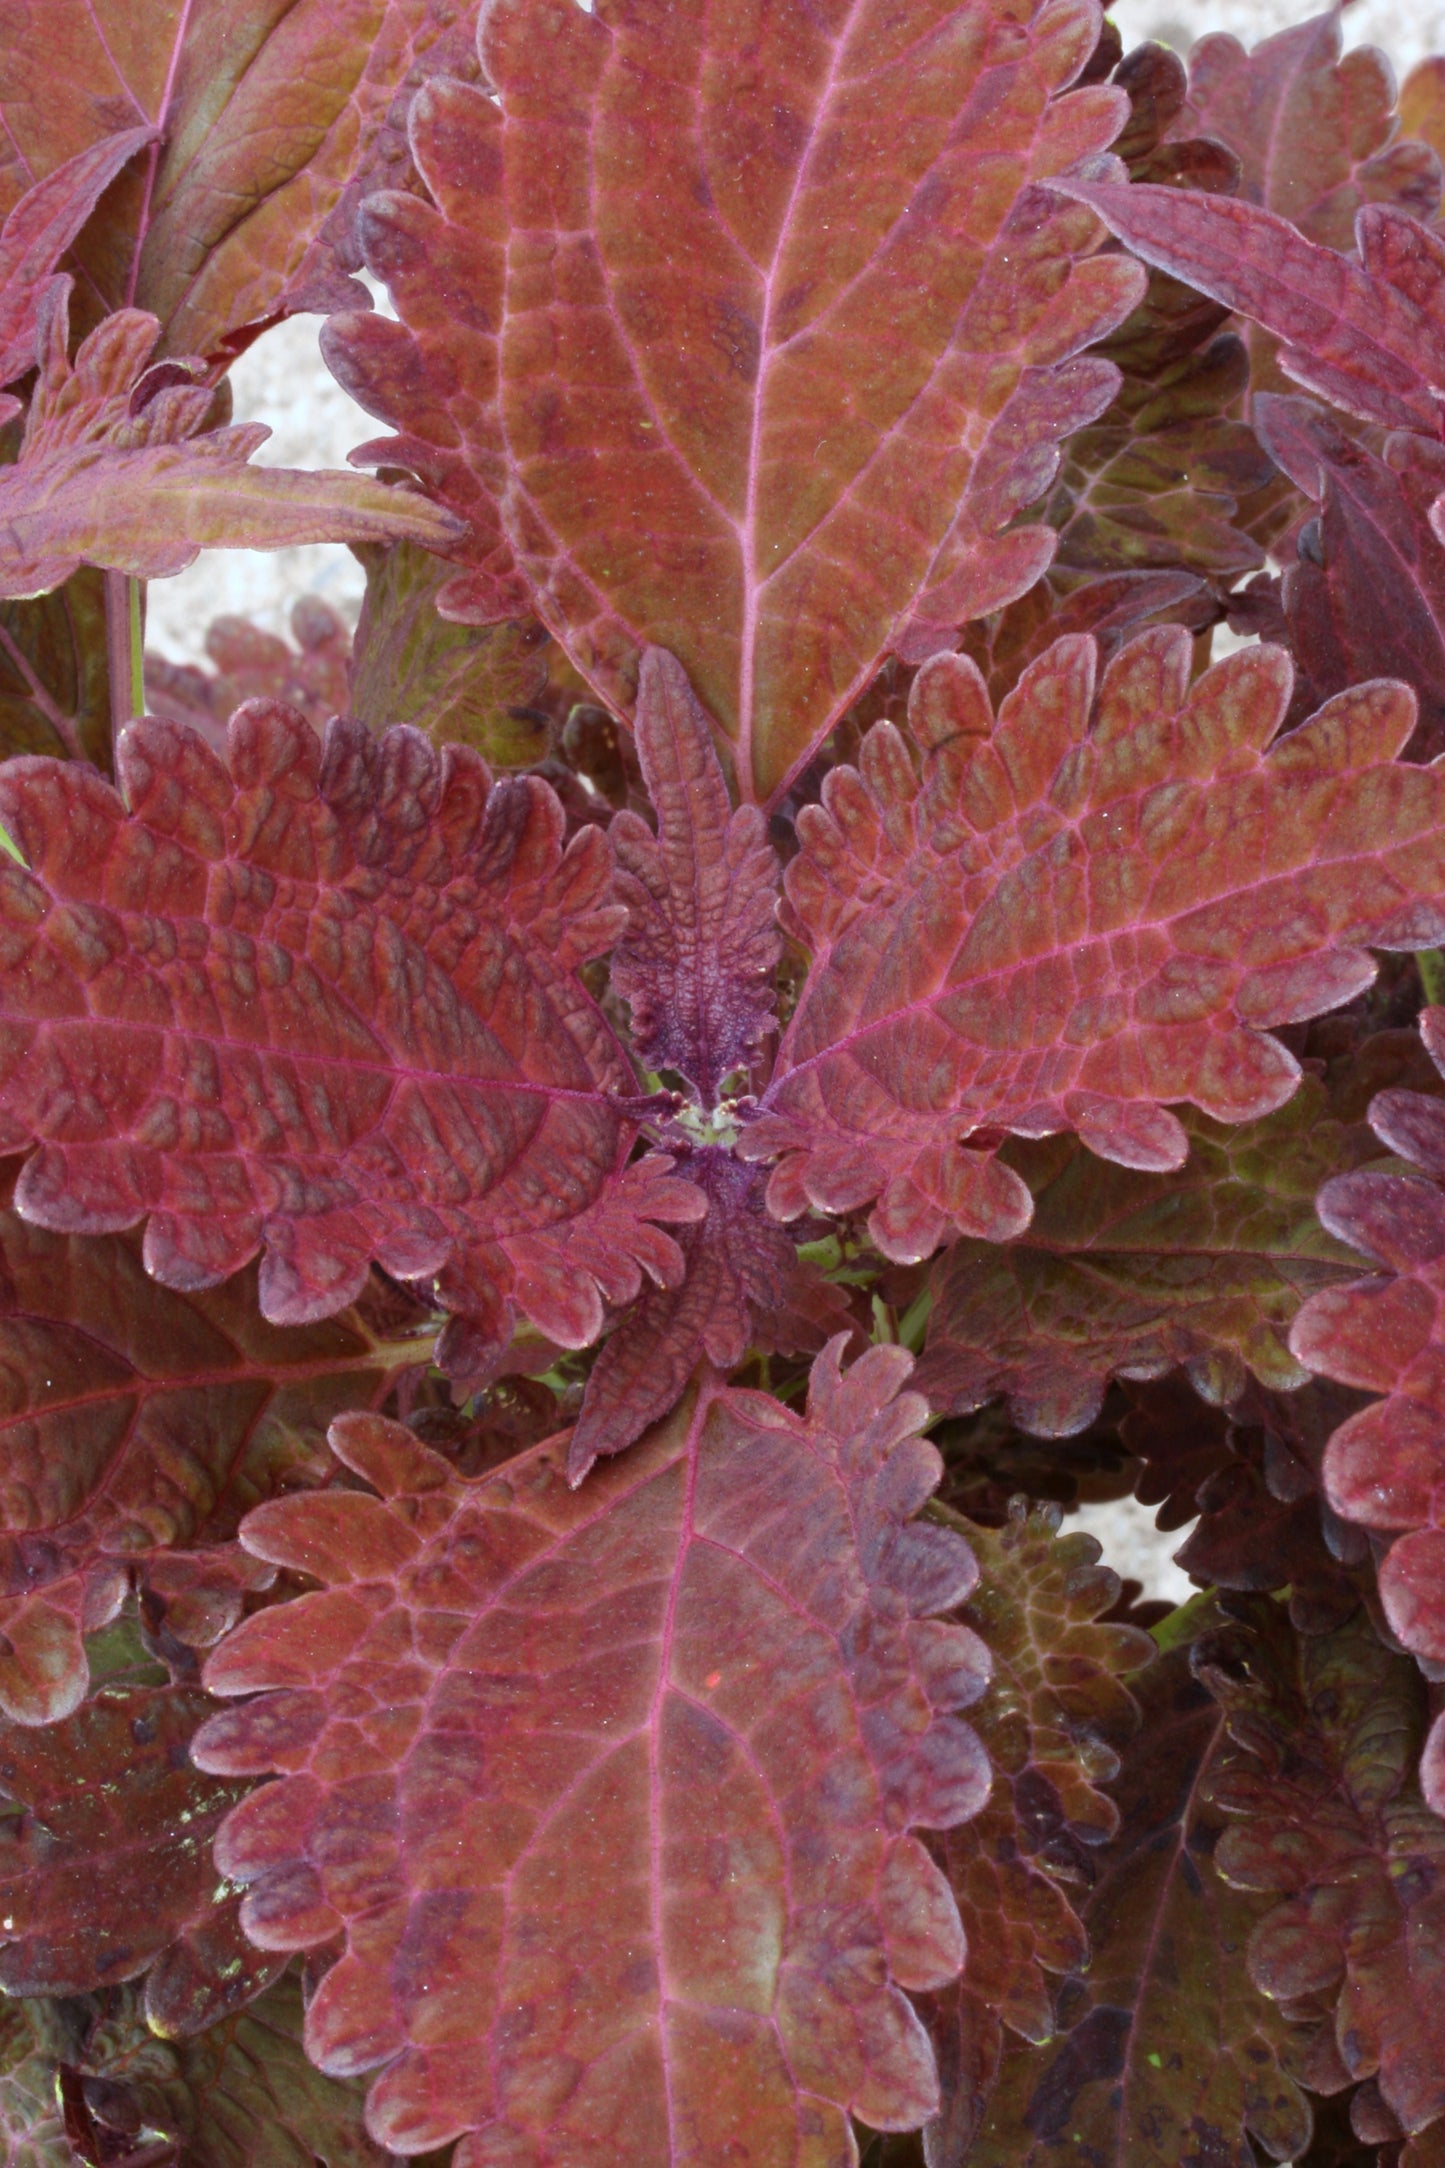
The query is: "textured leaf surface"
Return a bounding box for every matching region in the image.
[0,126,155,387]
[745,627,1445,1265]
[329,0,1144,798]
[146,599,354,756]
[610,649,781,1104]
[969,1634,1313,2168]
[1197,1599,1445,2138]
[1290,1010,1445,1675]
[919,1504,1152,2166]
[0,2002,71,2168]
[0,700,703,1340]
[1056,177,1445,437]
[348,542,555,768]
[0,1163,428,1726]
[0,289,460,600]
[914,1079,1372,1438]
[196,1346,992,2163]
[0,1681,280,2033]
[0,0,474,359]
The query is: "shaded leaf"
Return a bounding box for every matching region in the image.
[919,1504,1152,2165]
[0,699,703,1340]
[146,598,353,756]
[0,126,156,388]
[348,540,554,767]
[1055,175,1445,438]
[957,566,1210,708]
[1197,1598,1445,2139]
[326,0,1145,798]
[744,627,1445,1266]
[0,0,478,360]
[0,569,110,767]
[196,1345,992,2161]
[969,1633,1313,2168]
[610,648,781,1104]
[0,286,461,600]
[1402,59,1445,181]
[0,1161,432,1726]
[0,2000,73,2168]
[914,1079,1373,1439]
[0,1680,281,2034]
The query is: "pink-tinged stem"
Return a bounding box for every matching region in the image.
[104,571,144,763]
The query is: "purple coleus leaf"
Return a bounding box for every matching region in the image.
[0,126,156,391]
[743,627,1445,1267]
[195,1344,992,2163]
[609,648,782,1105]
[0,700,703,1347]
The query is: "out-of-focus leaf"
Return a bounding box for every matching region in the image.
[914,1080,1373,1438]
[195,1347,993,2161]
[610,648,781,1104]
[325,0,1145,799]
[957,566,1209,707]
[1054,176,1445,438]
[146,598,353,755]
[0,286,461,600]
[968,1631,1313,2168]
[0,1161,431,1726]
[566,1147,855,1481]
[0,2001,73,2168]
[1402,59,1445,179]
[0,568,110,766]
[1254,393,1445,761]
[0,1681,282,2034]
[919,1504,1153,2165]
[0,127,156,387]
[1169,11,1441,248]
[0,0,478,360]
[0,699,704,1344]
[1197,1598,1445,2141]
[348,540,553,766]
[744,626,1445,1266]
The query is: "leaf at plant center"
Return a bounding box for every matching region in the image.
[0,283,462,601]
[917,1503,1153,2166]
[348,540,555,769]
[968,1630,1314,2168]
[1253,393,1445,762]
[0,1161,431,1726]
[146,597,354,758]
[0,0,477,361]
[0,125,157,388]
[1289,1010,1445,1692]
[913,1078,1376,1438]
[195,1344,993,2162]
[1052,175,1445,438]
[566,1148,855,1481]
[0,1680,283,2034]
[610,648,782,1104]
[744,626,1445,1266]
[0,697,704,1341]
[328,0,1145,801]
[0,567,112,768]
[1195,1597,1445,2139]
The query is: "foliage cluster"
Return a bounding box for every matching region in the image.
[4,1,1445,2162]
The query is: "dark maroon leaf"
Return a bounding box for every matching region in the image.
[0,127,155,388]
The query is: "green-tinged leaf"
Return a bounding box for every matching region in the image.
[0,2000,71,2168]
[349,540,554,765]
[0,569,110,765]
[968,1632,1314,2168]
[919,1504,1153,2165]
[0,290,461,601]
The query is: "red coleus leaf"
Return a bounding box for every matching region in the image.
[145,598,354,756]
[0,0,474,362]
[968,1629,1313,2168]
[194,1344,992,2161]
[609,649,781,1105]
[0,126,156,390]
[0,1680,282,2036]
[325,0,1144,800]
[0,1162,431,1726]
[914,1077,1374,1439]
[744,626,1445,1266]
[1197,1598,1445,2140]
[1053,174,1445,439]
[0,282,461,601]
[0,700,703,1341]
[918,1503,1153,2165]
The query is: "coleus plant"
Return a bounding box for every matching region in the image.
[8,0,1445,2164]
